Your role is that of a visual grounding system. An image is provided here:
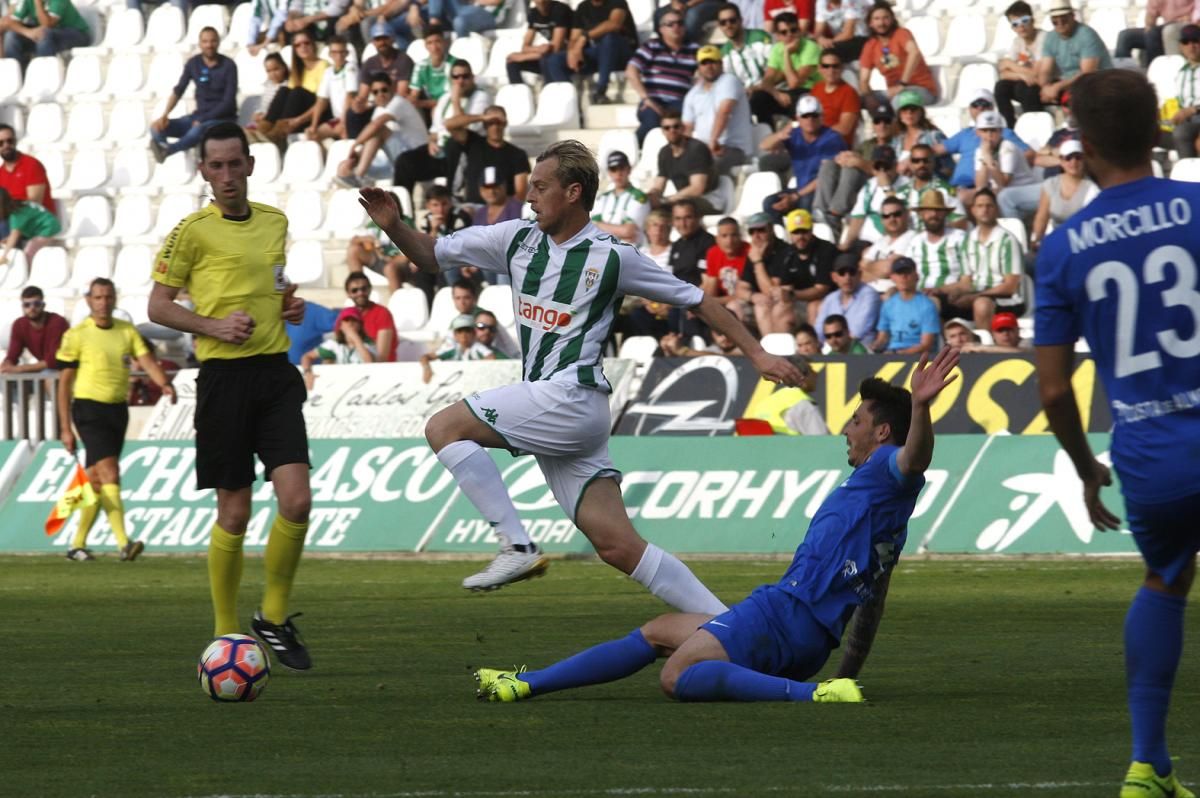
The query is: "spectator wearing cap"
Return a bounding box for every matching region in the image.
[759,94,847,221]
[942,318,979,350]
[905,188,966,295]
[1167,26,1200,157]
[891,89,950,178]
[857,2,938,115]
[473,166,524,229]
[973,109,1039,219]
[342,23,415,139]
[1036,0,1112,107]
[648,109,723,216]
[982,311,1026,352]
[334,72,426,187]
[149,27,238,164]
[942,188,1024,331]
[2,286,67,375]
[717,4,773,90]
[813,0,870,62]
[810,48,861,146]
[1030,138,1097,251]
[1115,0,1192,68]
[0,0,90,68]
[893,143,964,233]
[344,272,398,361]
[420,313,494,382]
[744,210,832,334]
[821,313,870,354]
[812,105,894,238]
[994,1,1046,128]
[544,0,637,106]
[933,89,1032,199]
[592,151,650,244]
[305,36,358,143]
[748,12,821,125]
[859,195,915,284]
[839,143,908,248]
[870,256,938,354]
[701,216,752,320]
[626,9,699,145]
[683,45,755,175]
[0,124,53,216]
[301,308,378,381]
[813,254,880,344]
[506,0,571,85]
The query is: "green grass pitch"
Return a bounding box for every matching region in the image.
[3,555,1198,798]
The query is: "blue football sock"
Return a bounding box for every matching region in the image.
[1125,586,1186,776]
[673,660,815,702]
[523,629,657,696]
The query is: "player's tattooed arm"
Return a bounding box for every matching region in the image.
[835,570,892,680]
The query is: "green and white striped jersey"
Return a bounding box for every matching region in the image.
[905,229,967,289]
[720,30,773,86]
[591,186,650,229]
[435,219,704,392]
[965,225,1022,295]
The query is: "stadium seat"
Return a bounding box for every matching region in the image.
[939,14,989,62]
[104,99,149,145]
[101,54,148,100]
[69,246,114,292]
[628,0,655,34]
[78,7,144,54]
[1013,111,1054,151]
[996,217,1029,252]
[597,129,639,172]
[388,287,431,332]
[617,334,659,365]
[712,175,736,215]
[146,51,187,98]
[61,52,105,102]
[280,139,325,187]
[64,102,106,145]
[448,33,490,76]
[424,286,457,335]
[0,105,23,139]
[24,103,64,146]
[285,240,325,286]
[226,2,254,49]
[1171,158,1200,181]
[150,150,202,195]
[0,249,30,292]
[494,83,535,127]
[28,247,70,293]
[511,81,580,137]
[760,332,796,355]
[234,48,267,91]
[248,142,282,188]
[110,147,154,192]
[248,189,279,208]
[951,62,998,109]
[112,244,154,293]
[322,187,369,238]
[812,221,835,243]
[1148,56,1185,107]
[1084,7,1127,50]
[732,171,781,219]
[153,193,200,238]
[478,284,514,328]
[186,4,229,40]
[0,59,21,104]
[906,16,941,64]
[284,190,325,238]
[925,104,963,138]
[478,29,525,87]
[63,195,113,242]
[39,150,67,193]
[63,149,110,196]
[633,128,667,185]
[139,5,187,52]
[406,38,428,63]
[319,138,356,186]
[118,294,151,326]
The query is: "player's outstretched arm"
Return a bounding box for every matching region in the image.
[358,187,438,274]
[1035,343,1121,531]
[896,345,959,476]
[691,295,804,386]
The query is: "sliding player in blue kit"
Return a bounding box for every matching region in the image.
[475,347,959,704]
[1034,70,1200,798]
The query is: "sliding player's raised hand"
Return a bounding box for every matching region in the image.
[909,346,959,406]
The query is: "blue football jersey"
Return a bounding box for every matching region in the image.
[1035,176,1200,504]
[777,445,924,641]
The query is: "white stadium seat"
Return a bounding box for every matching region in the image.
[70,246,114,292]
[760,332,796,356]
[0,60,21,104]
[1013,111,1054,151]
[321,188,368,238]
[235,48,267,91]
[320,138,356,187]
[448,33,490,76]
[478,284,514,328]
[1085,7,1127,50]
[951,62,998,109]
[526,81,579,130]
[633,128,667,185]
[153,193,200,238]
[186,4,229,39]
[733,171,781,219]
[0,105,24,139]
[28,247,70,292]
[1171,158,1200,182]
[285,240,325,286]
[906,16,941,63]
[284,190,325,238]
[940,14,989,62]
[248,142,282,188]
[63,195,113,241]
[494,83,535,127]
[112,245,154,293]
[101,52,148,99]
[39,150,67,192]
[617,335,659,365]
[140,5,187,52]
[110,194,154,241]
[64,102,106,145]
[478,30,525,86]
[146,51,186,97]
[388,287,430,332]
[226,2,254,49]
[996,217,1029,252]
[1148,56,1185,107]
[83,7,144,53]
[64,149,110,196]
[0,250,30,291]
[151,151,201,194]
[424,286,457,335]
[597,129,639,173]
[61,52,105,100]
[110,147,153,191]
[19,57,64,103]
[280,139,325,186]
[105,99,149,144]
[25,103,64,145]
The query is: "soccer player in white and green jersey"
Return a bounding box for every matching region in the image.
[359,140,804,605]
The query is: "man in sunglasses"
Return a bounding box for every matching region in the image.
[933,88,1032,200]
[840,143,906,247]
[344,272,398,362]
[809,48,860,146]
[859,195,915,284]
[821,312,870,355]
[1,286,67,375]
[1035,0,1112,107]
[813,255,879,346]
[0,124,54,217]
[625,10,698,145]
[748,11,821,125]
[683,45,753,174]
[648,110,722,215]
[894,143,964,231]
[759,95,847,222]
[334,72,426,188]
[994,1,1046,128]
[715,3,772,90]
[1168,24,1200,157]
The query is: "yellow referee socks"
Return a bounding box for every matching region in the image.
[71,499,101,551]
[261,515,309,624]
[209,523,245,637]
[98,484,128,548]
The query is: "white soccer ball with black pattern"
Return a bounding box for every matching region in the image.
[197,634,270,702]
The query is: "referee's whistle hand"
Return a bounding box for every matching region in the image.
[211,310,256,344]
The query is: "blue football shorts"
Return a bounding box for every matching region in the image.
[700,584,835,680]
[1125,490,1200,587]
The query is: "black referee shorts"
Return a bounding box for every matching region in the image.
[72,399,129,468]
[194,353,310,491]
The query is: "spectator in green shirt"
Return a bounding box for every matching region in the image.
[0,0,91,68]
[0,187,60,264]
[750,12,820,125]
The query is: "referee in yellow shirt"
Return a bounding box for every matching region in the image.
[57,278,175,562]
[147,122,313,670]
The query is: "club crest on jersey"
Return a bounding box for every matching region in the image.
[517,293,575,332]
[584,267,600,289]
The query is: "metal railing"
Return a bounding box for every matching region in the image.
[0,371,61,443]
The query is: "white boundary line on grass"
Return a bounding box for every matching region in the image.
[916,433,997,554]
[185,781,1108,798]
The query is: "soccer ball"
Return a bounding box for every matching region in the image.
[197,634,270,702]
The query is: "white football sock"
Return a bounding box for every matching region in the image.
[436,440,531,546]
[630,543,727,614]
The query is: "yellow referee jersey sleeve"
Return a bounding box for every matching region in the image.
[153,202,291,362]
[56,318,149,404]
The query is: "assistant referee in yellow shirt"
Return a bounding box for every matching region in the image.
[147,121,313,670]
[57,277,175,562]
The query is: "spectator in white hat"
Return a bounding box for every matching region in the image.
[758,94,848,220]
[973,109,1038,218]
[1029,138,1097,250]
[933,87,1033,200]
[994,0,1046,128]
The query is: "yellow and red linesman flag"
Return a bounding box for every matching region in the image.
[44,463,97,536]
